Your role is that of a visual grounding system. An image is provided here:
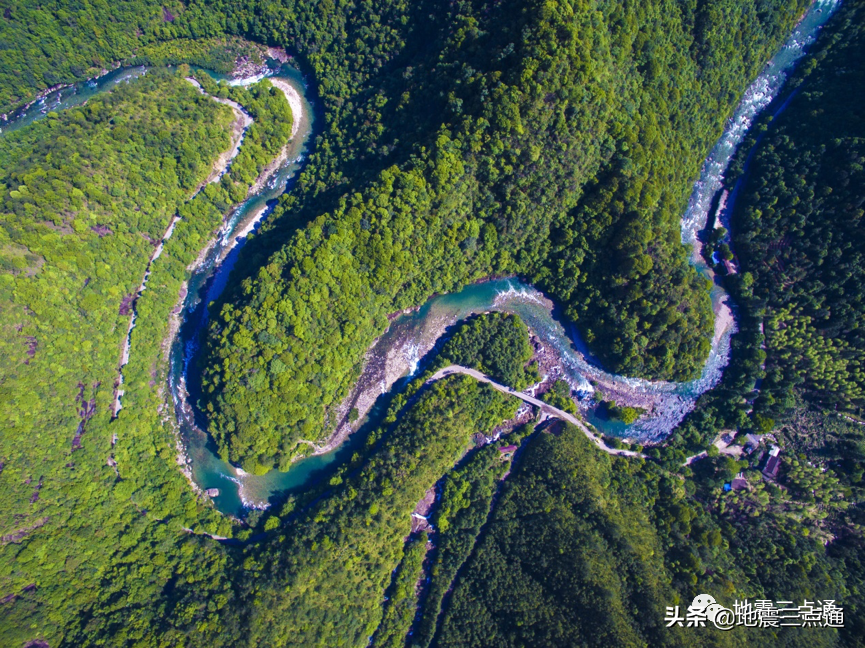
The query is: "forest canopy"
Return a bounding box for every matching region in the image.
[437,312,537,389]
[730,0,865,417]
[198,0,810,468]
[0,59,293,646]
[1,0,863,647]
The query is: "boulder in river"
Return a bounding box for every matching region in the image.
[205,488,220,498]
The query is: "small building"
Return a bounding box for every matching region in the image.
[762,445,782,480]
[498,445,518,455]
[731,473,750,491]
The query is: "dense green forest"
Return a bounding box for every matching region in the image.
[0,1,266,110]
[17,373,515,646]
[729,0,865,417]
[1,0,863,646]
[0,61,293,644]
[197,0,811,468]
[434,421,863,647]
[374,531,429,648]
[224,376,517,646]
[437,312,537,388]
[0,69,239,645]
[437,424,687,647]
[411,431,527,648]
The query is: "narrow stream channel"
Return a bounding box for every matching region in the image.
[0,66,148,134]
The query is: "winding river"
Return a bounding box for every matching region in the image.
[168,0,839,517]
[0,56,319,516]
[1,67,149,135]
[166,64,317,515]
[2,1,839,517]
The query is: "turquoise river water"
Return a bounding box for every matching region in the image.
[0,2,840,516]
[169,0,840,516]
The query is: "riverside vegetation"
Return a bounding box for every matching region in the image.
[196,0,813,471]
[437,313,538,390]
[0,1,265,109]
[0,0,864,647]
[731,0,865,417]
[651,0,865,469]
[0,58,293,644]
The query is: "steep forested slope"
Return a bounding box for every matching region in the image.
[198,0,809,469]
[0,69,233,516]
[435,422,858,648]
[611,0,865,470]
[213,376,517,647]
[730,0,865,416]
[437,425,686,647]
[0,69,294,646]
[0,69,232,645]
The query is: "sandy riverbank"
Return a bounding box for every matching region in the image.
[303,303,463,458]
[246,78,304,196]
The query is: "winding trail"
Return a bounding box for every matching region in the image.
[430,365,711,474]
[185,77,254,188]
[111,79,255,418]
[428,365,647,459]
